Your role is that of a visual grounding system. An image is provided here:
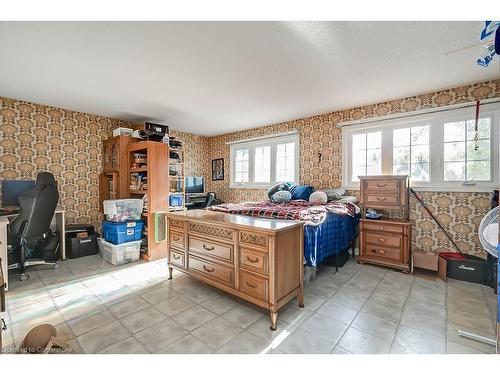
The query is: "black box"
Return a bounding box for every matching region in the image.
[325,250,350,268]
[440,253,488,284]
[65,224,99,259]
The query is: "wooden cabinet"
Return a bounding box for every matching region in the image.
[358,175,412,272]
[99,135,137,211]
[165,210,304,331]
[127,141,170,261]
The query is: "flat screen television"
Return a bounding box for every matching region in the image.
[2,180,35,207]
[185,176,204,194]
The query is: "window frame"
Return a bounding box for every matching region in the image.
[342,104,500,192]
[229,133,300,189]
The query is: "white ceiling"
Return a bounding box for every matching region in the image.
[0,21,499,136]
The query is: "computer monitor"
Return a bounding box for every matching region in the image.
[185,176,204,194]
[1,180,35,207]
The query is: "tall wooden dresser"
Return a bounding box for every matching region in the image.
[358,175,412,272]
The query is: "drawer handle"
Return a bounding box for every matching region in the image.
[378,238,385,242]
[246,281,259,289]
[172,254,181,260]
[203,244,215,251]
[376,197,387,201]
[246,256,259,264]
[378,249,385,254]
[379,226,384,230]
[172,235,181,241]
[376,183,387,187]
[203,265,215,273]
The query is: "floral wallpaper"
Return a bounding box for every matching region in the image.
[0,97,133,230]
[1,78,499,268]
[205,79,500,264]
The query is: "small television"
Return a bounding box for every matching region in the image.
[2,180,36,207]
[185,176,204,194]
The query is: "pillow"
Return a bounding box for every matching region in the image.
[271,190,292,203]
[266,182,292,200]
[322,188,346,201]
[337,195,359,204]
[309,191,328,205]
[290,185,315,201]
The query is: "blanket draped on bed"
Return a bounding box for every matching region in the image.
[206,199,356,226]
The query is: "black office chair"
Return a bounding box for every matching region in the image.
[201,192,217,209]
[8,172,60,281]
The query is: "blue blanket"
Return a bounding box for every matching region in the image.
[304,212,360,267]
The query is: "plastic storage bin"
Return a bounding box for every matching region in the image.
[103,199,144,222]
[102,220,144,244]
[97,238,141,266]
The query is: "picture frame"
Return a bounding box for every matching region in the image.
[212,158,224,181]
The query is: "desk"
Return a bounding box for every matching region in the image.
[0,210,65,291]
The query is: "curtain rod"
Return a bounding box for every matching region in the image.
[225,130,298,145]
[337,98,500,128]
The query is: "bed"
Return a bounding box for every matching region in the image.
[206,199,360,268]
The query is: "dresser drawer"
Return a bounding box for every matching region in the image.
[239,271,268,301]
[365,232,402,248]
[169,249,185,268]
[239,231,269,251]
[364,244,402,262]
[365,179,400,192]
[169,249,186,268]
[169,219,185,231]
[365,194,400,206]
[169,231,185,250]
[240,248,268,275]
[189,222,235,242]
[189,236,233,262]
[188,255,234,286]
[363,221,403,234]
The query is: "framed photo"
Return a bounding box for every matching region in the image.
[212,158,224,181]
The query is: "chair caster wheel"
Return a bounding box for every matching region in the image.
[53,263,60,270]
[20,273,30,281]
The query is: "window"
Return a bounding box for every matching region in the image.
[234,148,249,183]
[351,132,381,181]
[393,125,430,181]
[443,118,491,181]
[230,133,299,188]
[342,103,499,191]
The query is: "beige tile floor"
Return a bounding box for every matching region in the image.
[1,254,497,354]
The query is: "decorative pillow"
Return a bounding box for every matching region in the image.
[309,191,328,205]
[290,185,315,201]
[272,190,292,203]
[266,182,292,200]
[337,195,359,204]
[322,188,346,201]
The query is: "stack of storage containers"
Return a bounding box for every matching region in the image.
[98,199,144,266]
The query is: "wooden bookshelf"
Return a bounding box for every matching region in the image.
[168,146,185,212]
[127,141,169,261]
[99,135,138,212]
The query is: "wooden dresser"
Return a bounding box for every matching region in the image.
[358,175,412,272]
[165,210,304,330]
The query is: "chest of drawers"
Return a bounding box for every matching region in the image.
[165,210,304,331]
[358,175,412,272]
